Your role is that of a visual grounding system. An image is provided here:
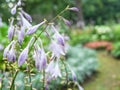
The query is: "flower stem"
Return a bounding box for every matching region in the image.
[50,5,69,22]
[43,69,45,90]
[10,70,19,90]
[61,60,68,89]
[27,61,32,90]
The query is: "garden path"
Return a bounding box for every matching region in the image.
[84,51,120,90]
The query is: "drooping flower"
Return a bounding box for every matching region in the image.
[34,45,41,70]
[39,49,47,70]
[0,44,4,51]
[7,41,16,62]
[26,20,46,35]
[62,18,71,27]
[46,60,61,78]
[76,82,84,90]
[51,25,65,46]
[21,10,32,22]
[49,40,65,58]
[46,60,54,74]
[68,7,79,12]
[8,18,14,40]
[52,60,62,78]
[17,0,21,6]
[71,70,77,82]
[3,41,14,58]
[0,17,3,27]
[19,12,32,29]
[11,5,17,15]
[18,46,29,66]
[53,32,65,46]
[33,40,47,71]
[18,26,25,45]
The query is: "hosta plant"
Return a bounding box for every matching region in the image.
[1,0,83,90]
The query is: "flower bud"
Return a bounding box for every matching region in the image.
[18,46,29,66]
[11,5,17,15]
[63,18,71,27]
[8,18,14,40]
[68,7,79,12]
[18,26,25,45]
[26,20,46,35]
[19,12,32,29]
[21,10,32,22]
[17,0,21,6]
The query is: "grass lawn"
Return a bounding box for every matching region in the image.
[83,51,120,90]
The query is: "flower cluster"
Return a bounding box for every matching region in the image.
[3,0,83,90]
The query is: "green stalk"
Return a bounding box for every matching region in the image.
[61,60,68,89]
[10,70,19,90]
[43,69,45,90]
[27,62,32,90]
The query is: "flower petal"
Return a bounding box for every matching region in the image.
[26,20,46,35]
[18,47,29,66]
[11,5,17,15]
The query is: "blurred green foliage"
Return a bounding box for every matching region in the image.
[0,0,120,24]
[67,45,98,82]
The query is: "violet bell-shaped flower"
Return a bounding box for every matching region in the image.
[71,70,77,82]
[8,18,14,40]
[50,40,65,58]
[33,45,41,70]
[18,46,29,66]
[26,20,46,35]
[33,40,47,70]
[19,12,32,29]
[7,41,16,62]
[18,26,25,45]
[18,37,35,66]
[52,25,65,46]
[53,32,65,46]
[46,60,54,74]
[17,0,21,6]
[3,40,14,58]
[21,10,32,22]
[11,5,17,15]
[46,60,61,78]
[52,60,62,78]
[76,82,84,90]
[68,7,79,12]
[39,49,47,70]
[62,18,71,27]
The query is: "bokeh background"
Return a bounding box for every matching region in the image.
[0,0,120,90]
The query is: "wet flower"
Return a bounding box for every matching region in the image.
[8,18,14,40]
[68,7,79,12]
[18,46,29,66]
[26,20,46,35]
[11,5,17,15]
